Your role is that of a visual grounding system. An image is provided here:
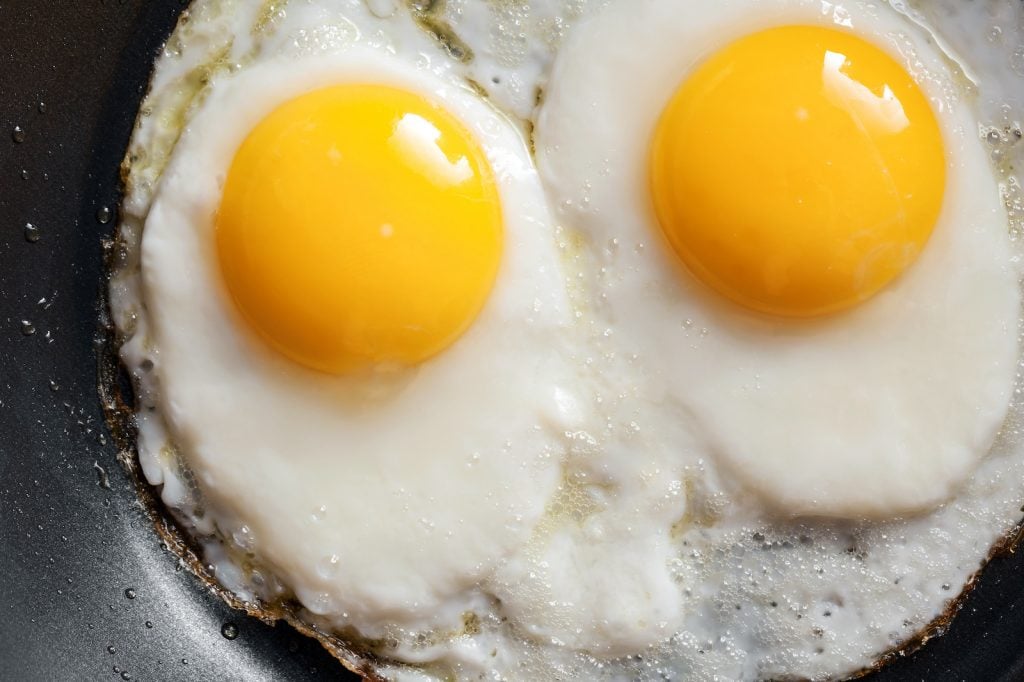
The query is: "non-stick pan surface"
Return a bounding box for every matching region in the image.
[2,2,1023,680]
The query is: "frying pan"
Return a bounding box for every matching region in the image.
[1,2,1023,680]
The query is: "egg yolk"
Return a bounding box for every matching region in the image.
[216,85,502,373]
[650,25,945,317]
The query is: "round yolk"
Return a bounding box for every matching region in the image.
[216,85,502,373]
[650,25,946,317]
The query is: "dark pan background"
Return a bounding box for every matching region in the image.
[1,2,1023,680]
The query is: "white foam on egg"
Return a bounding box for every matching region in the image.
[107,0,1024,680]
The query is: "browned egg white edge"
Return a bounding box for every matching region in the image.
[97,1,1024,680]
[97,309,390,681]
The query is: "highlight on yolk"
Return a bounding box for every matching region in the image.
[650,25,946,317]
[216,84,503,373]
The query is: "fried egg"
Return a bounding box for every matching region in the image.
[536,0,1020,518]
[115,0,586,641]
[107,0,1024,680]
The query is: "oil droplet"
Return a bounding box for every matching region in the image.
[124,588,136,600]
[12,126,25,143]
[121,672,131,680]
[21,320,35,336]
[96,206,112,224]
[107,646,115,654]
[24,223,39,243]
[221,622,239,640]
[181,659,188,666]
[366,0,398,18]
[145,621,153,629]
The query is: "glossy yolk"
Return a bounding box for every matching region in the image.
[650,25,945,317]
[216,85,503,373]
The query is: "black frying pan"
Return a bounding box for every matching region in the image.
[2,2,1022,680]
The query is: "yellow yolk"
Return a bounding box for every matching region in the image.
[650,25,945,317]
[216,85,502,373]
